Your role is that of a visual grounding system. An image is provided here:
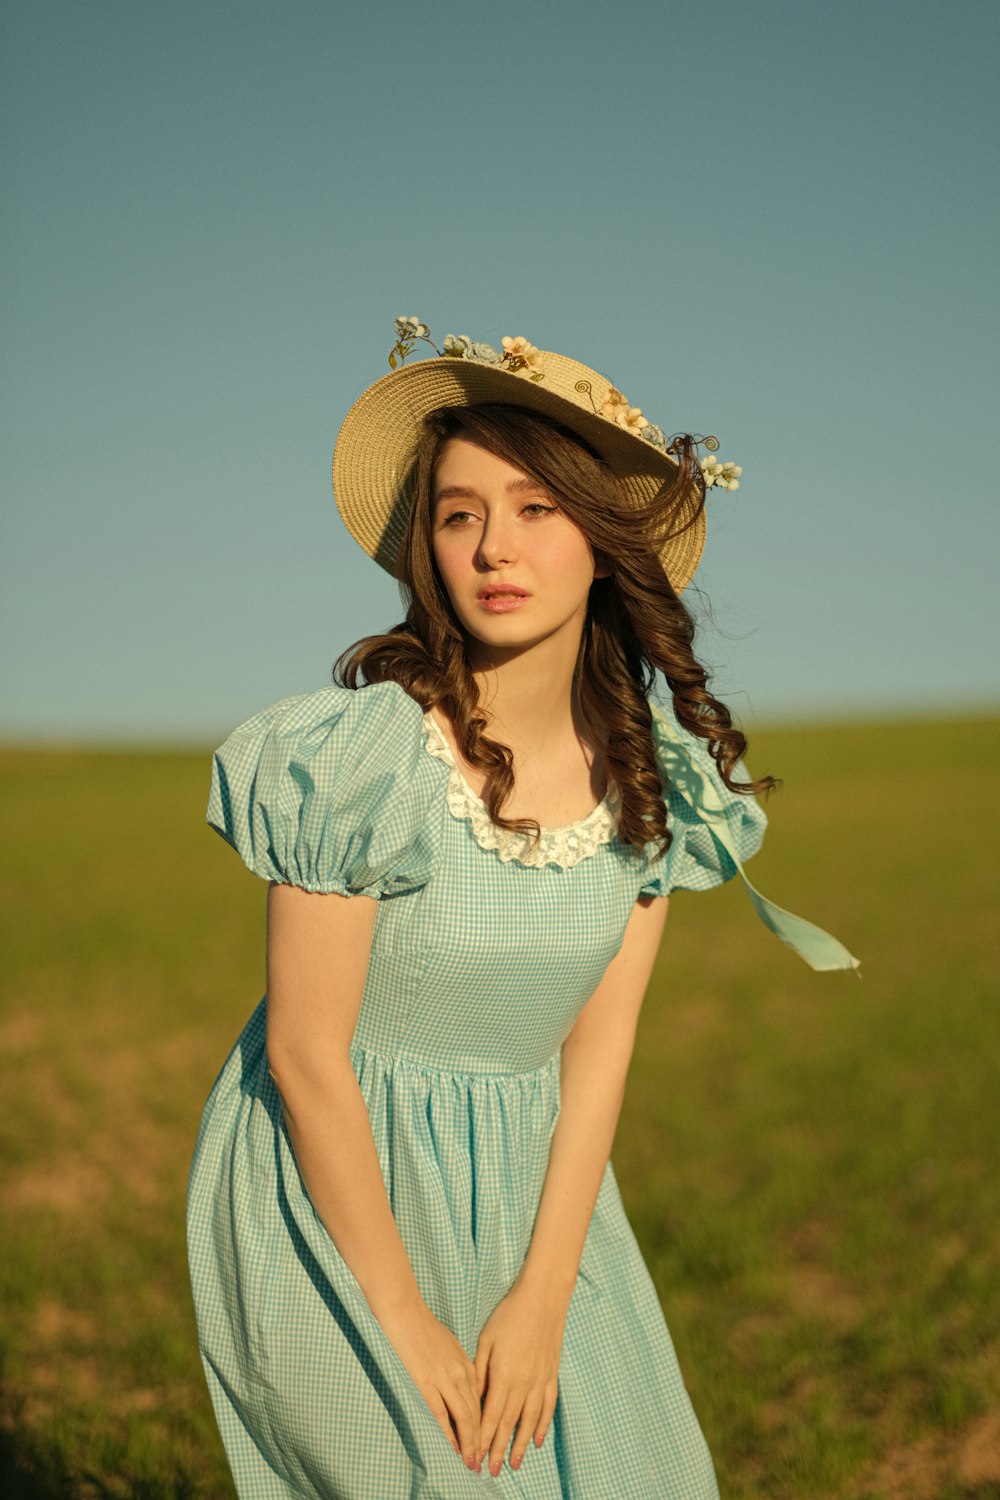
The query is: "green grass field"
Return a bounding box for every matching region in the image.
[1,716,998,1499]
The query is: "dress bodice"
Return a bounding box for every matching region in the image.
[204,679,777,1074]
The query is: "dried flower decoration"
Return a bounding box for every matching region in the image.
[601,386,649,435]
[394,317,429,341]
[389,318,545,380]
[389,317,435,369]
[501,336,545,378]
[385,318,740,488]
[700,457,742,491]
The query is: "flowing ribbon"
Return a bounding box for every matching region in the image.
[652,709,861,975]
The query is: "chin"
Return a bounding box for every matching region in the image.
[464,622,567,661]
[463,621,537,649]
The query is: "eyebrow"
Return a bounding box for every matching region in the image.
[433,477,550,504]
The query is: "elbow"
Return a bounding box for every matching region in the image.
[264,1034,356,1107]
[265,1044,295,1100]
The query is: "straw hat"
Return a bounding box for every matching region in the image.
[332,320,740,592]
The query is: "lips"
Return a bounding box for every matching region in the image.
[477,585,530,600]
[476,583,531,615]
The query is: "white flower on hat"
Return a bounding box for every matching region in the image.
[701,457,742,490]
[602,386,649,435]
[395,316,430,341]
[389,315,438,368]
[443,333,473,356]
[501,336,545,378]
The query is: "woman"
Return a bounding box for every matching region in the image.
[188,320,857,1499]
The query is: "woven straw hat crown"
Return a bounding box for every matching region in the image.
[332,329,710,591]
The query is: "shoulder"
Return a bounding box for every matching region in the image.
[219,679,425,752]
[206,681,447,895]
[638,699,767,896]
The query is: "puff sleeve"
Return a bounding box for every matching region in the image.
[205,681,447,897]
[638,702,768,899]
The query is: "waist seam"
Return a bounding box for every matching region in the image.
[349,1039,561,1083]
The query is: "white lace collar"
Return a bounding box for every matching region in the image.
[422,712,620,870]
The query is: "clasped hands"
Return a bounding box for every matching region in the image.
[382,1276,568,1477]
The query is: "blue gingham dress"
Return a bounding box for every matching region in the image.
[187,680,766,1499]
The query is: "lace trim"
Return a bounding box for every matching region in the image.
[422,713,620,870]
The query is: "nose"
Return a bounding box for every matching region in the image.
[477,513,516,569]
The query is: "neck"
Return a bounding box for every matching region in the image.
[466,617,588,750]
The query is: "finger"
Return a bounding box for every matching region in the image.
[474,1337,491,1400]
[465,1371,481,1425]
[488,1397,523,1477]
[426,1396,464,1462]
[478,1392,503,1463]
[479,1373,514,1457]
[510,1397,543,1471]
[446,1385,482,1471]
[535,1379,558,1448]
[465,1378,482,1459]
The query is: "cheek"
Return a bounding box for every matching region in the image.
[537,510,595,567]
[431,533,468,600]
[548,529,597,584]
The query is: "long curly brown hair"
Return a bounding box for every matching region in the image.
[334,403,777,853]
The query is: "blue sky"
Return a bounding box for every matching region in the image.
[3,0,997,743]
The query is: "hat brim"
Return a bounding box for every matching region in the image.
[332,352,706,591]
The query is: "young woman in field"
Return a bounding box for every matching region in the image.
[187,319,857,1499]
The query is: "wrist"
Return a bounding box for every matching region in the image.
[363,1277,426,1325]
[514,1256,577,1313]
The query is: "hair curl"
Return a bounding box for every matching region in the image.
[334,403,777,852]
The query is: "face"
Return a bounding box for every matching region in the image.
[431,436,606,661]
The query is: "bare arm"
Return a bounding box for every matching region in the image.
[474,894,670,1475]
[265,882,420,1317]
[520,892,670,1298]
[265,882,482,1469]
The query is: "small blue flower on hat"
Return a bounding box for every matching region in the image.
[464,340,503,365]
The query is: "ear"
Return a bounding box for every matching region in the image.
[593,550,614,580]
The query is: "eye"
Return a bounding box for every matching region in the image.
[438,509,477,527]
[523,502,558,517]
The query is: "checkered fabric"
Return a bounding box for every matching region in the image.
[188,682,767,1498]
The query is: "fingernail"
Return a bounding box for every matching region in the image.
[490,1459,502,1476]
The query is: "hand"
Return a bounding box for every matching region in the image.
[377,1299,482,1471]
[474,1279,568,1476]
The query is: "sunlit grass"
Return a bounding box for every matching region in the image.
[2,718,998,1498]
